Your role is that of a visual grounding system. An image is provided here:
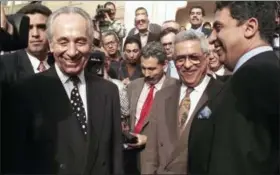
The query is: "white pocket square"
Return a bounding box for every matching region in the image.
[197,106,212,119]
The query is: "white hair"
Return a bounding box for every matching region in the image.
[46,6,94,42]
[175,30,209,53]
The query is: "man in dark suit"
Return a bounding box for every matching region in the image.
[189,2,279,175]
[142,31,223,174]
[0,4,53,173]
[133,14,160,48]
[125,42,177,174]
[189,6,212,37]
[8,6,123,175]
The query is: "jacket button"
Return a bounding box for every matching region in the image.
[60,163,66,169]
[160,142,163,147]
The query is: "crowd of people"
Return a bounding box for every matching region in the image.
[0,1,279,175]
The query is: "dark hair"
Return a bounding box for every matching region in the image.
[189,6,205,16]
[160,27,179,39]
[203,22,212,28]
[141,41,166,65]
[17,3,52,17]
[215,1,276,43]
[135,7,148,16]
[123,36,142,50]
[104,2,116,9]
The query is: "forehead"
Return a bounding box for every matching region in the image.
[136,14,147,20]
[175,40,202,54]
[208,43,215,51]
[141,56,159,66]
[103,35,117,42]
[106,4,115,10]
[191,8,202,13]
[161,33,176,42]
[52,13,87,38]
[26,13,48,24]
[214,8,233,25]
[125,43,140,50]
[136,9,147,15]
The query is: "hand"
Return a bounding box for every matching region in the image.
[0,4,13,35]
[104,12,112,23]
[127,133,147,148]
[122,78,130,86]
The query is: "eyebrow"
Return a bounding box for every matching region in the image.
[213,21,223,28]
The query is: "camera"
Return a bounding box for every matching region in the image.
[86,50,105,77]
[0,13,29,52]
[94,4,111,21]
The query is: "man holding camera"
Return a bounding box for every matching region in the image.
[94,2,126,42]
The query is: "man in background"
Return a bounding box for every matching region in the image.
[189,6,212,37]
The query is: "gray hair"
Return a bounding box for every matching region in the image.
[141,41,166,64]
[175,30,209,53]
[46,6,94,42]
[101,30,120,43]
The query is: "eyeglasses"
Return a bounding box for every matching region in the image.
[175,54,204,65]
[136,19,146,24]
[104,41,117,47]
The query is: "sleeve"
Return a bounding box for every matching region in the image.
[111,85,124,174]
[141,94,159,174]
[110,20,126,39]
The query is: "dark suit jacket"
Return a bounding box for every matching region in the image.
[8,67,123,175]
[189,51,279,175]
[128,23,162,37]
[142,77,223,174]
[0,50,54,173]
[133,32,160,46]
[125,76,178,174]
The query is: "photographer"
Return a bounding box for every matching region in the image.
[0,4,13,37]
[94,2,126,41]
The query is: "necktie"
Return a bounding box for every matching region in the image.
[166,61,171,76]
[37,61,46,72]
[70,76,88,136]
[134,85,155,133]
[178,87,194,132]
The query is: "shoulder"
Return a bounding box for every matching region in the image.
[110,78,125,91]
[157,80,181,97]
[88,74,119,94]
[128,77,144,88]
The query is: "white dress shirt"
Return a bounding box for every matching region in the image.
[212,66,226,79]
[27,52,50,73]
[165,60,180,79]
[179,75,211,126]
[135,75,166,125]
[55,63,88,121]
[233,46,273,73]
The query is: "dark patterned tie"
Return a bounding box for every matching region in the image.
[178,87,194,132]
[37,61,46,72]
[69,76,87,136]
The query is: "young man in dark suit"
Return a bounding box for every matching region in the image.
[7,6,123,175]
[189,2,279,175]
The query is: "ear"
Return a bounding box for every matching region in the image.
[163,59,168,70]
[49,41,54,52]
[244,17,258,38]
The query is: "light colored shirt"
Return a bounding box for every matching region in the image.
[139,32,149,48]
[233,46,273,73]
[179,75,210,127]
[27,52,50,73]
[212,66,226,79]
[135,75,166,124]
[165,60,180,79]
[190,25,203,33]
[55,63,88,121]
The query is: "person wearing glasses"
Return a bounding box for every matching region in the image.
[142,30,224,174]
[132,14,160,48]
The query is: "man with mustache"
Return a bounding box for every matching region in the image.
[189,6,212,37]
[190,2,279,175]
[125,41,177,174]
[9,6,123,174]
[142,31,223,174]
[0,4,52,173]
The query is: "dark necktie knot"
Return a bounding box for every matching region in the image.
[69,76,80,86]
[186,87,194,96]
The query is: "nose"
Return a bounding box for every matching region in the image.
[208,30,217,45]
[143,69,151,77]
[184,58,193,69]
[31,27,39,38]
[66,43,78,58]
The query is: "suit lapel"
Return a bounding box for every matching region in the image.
[165,78,217,167]
[17,50,35,76]
[130,79,145,130]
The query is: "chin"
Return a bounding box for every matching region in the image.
[63,67,83,76]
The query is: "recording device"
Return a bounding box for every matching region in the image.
[123,131,138,144]
[0,13,29,51]
[94,4,111,21]
[86,50,105,77]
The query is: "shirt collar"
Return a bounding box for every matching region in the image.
[55,63,85,85]
[26,51,48,70]
[233,46,273,73]
[134,25,151,35]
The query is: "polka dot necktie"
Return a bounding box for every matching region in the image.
[69,76,87,136]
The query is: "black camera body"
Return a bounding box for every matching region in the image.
[86,51,105,77]
[0,13,29,52]
[94,4,111,21]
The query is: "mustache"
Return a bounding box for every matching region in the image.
[144,77,154,82]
